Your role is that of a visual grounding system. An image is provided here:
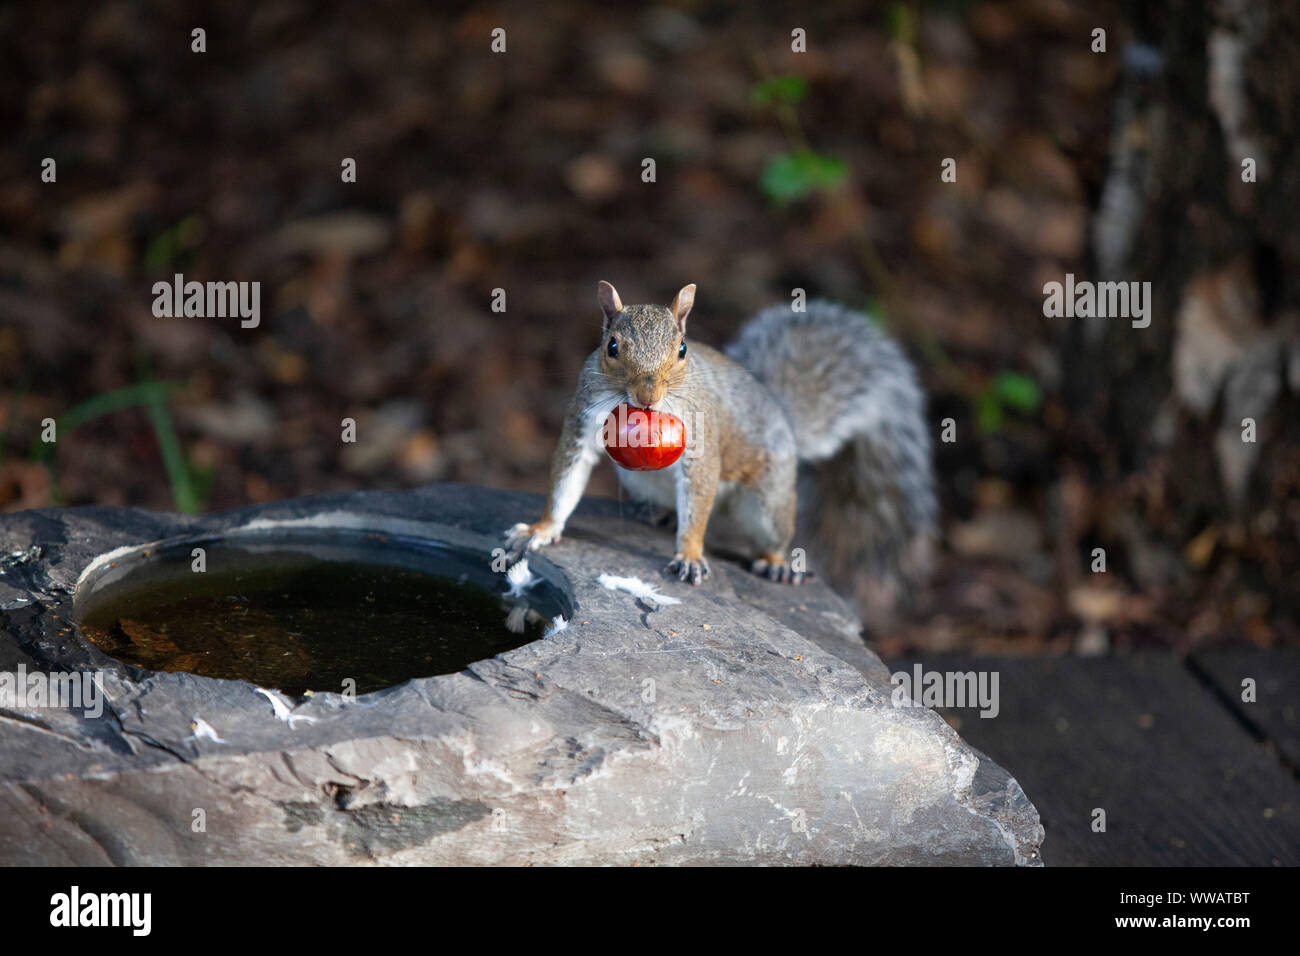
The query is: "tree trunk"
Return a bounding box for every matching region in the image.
[1066,0,1300,641]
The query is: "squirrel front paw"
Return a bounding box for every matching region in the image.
[665,553,710,585]
[750,554,805,585]
[505,520,562,555]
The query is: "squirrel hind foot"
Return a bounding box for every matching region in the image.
[750,554,805,586]
[665,555,710,585]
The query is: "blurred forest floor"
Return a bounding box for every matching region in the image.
[1,1,1295,654]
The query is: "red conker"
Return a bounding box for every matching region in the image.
[603,404,686,470]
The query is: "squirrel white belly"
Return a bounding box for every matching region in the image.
[506,281,936,627]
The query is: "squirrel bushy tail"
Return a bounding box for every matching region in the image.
[725,300,937,627]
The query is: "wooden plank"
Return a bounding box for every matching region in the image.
[1190,647,1300,772]
[883,654,1300,865]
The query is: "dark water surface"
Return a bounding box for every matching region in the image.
[78,533,561,695]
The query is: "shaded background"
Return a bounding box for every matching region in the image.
[2,0,1298,659]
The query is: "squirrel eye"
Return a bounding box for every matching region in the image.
[678,340,687,359]
[607,337,619,358]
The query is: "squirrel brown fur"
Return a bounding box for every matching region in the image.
[506,281,937,628]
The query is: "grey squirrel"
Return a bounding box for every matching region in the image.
[506,281,936,625]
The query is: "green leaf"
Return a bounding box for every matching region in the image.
[976,389,1004,435]
[28,379,204,513]
[30,382,179,462]
[143,215,204,273]
[143,231,177,273]
[886,2,916,44]
[993,372,1043,413]
[144,392,200,513]
[861,297,886,327]
[751,75,809,107]
[760,151,848,204]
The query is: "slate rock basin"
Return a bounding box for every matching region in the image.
[0,484,1044,865]
[75,526,570,695]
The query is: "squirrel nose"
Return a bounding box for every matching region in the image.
[633,381,662,407]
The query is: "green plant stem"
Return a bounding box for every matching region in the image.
[144,394,199,513]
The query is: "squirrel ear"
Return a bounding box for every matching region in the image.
[597,281,623,331]
[670,284,696,334]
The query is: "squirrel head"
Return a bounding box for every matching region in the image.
[596,281,695,409]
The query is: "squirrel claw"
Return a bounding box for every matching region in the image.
[666,555,710,585]
[504,521,560,555]
[751,557,805,586]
